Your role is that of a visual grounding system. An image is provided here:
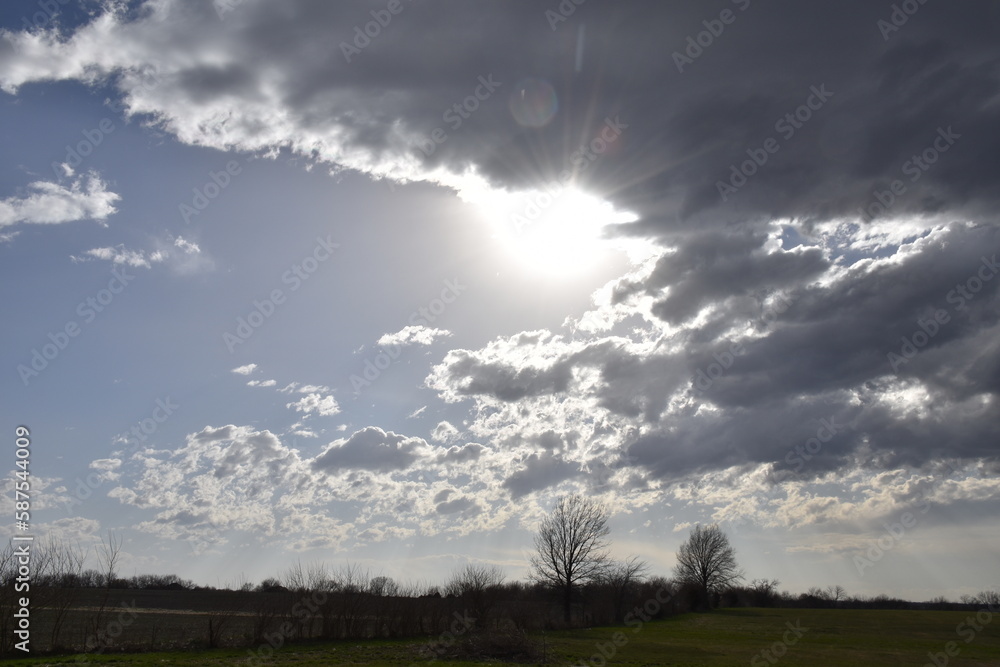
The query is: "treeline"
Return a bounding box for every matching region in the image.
[2,531,998,658]
[0,531,676,657]
[718,580,1000,612]
[32,570,195,591]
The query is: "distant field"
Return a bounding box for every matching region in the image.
[5,607,1000,666]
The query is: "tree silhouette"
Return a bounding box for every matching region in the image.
[673,524,743,607]
[530,495,611,624]
[445,564,506,628]
[602,555,649,622]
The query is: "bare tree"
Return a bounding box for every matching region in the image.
[972,589,1000,608]
[89,531,124,650]
[445,563,506,628]
[96,531,123,587]
[327,562,372,639]
[804,585,844,607]
[306,561,330,591]
[283,560,306,592]
[228,572,254,592]
[43,537,87,649]
[530,495,611,624]
[369,575,399,597]
[749,578,781,607]
[601,556,648,622]
[673,524,743,607]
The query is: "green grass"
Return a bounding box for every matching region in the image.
[5,608,1000,666]
[544,608,1000,665]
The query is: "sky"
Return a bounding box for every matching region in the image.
[2,0,999,601]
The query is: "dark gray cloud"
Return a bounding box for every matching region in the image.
[437,442,485,463]
[502,452,579,499]
[432,223,1000,482]
[711,228,1000,404]
[613,229,829,325]
[435,496,479,515]
[437,342,574,402]
[312,426,424,472]
[5,1,998,227]
[214,0,1000,232]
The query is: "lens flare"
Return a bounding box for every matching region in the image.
[509,78,558,128]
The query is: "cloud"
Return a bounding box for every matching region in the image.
[174,237,200,254]
[108,424,316,549]
[378,325,452,347]
[296,384,331,393]
[101,423,514,550]
[286,393,340,417]
[247,379,276,387]
[72,245,164,269]
[502,452,580,499]
[431,421,460,444]
[89,458,121,471]
[427,219,1000,486]
[429,331,579,403]
[1,2,997,236]
[0,174,119,229]
[312,427,425,473]
[231,364,257,375]
[70,235,209,273]
[435,496,480,516]
[279,382,330,394]
[437,443,486,464]
[620,228,828,326]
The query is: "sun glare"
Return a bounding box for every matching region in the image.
[478,187,641,276]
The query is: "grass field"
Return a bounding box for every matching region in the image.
[5,607,1000,666]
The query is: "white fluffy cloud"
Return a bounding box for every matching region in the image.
[70,235,206,272]
[431,421,460,444]
[378,325,452,348]
[0,174,119,229]
[73,245,164,268]
[286,392,340,417]
[104,424,513,552]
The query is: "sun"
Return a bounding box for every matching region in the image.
[478,186,641,276]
